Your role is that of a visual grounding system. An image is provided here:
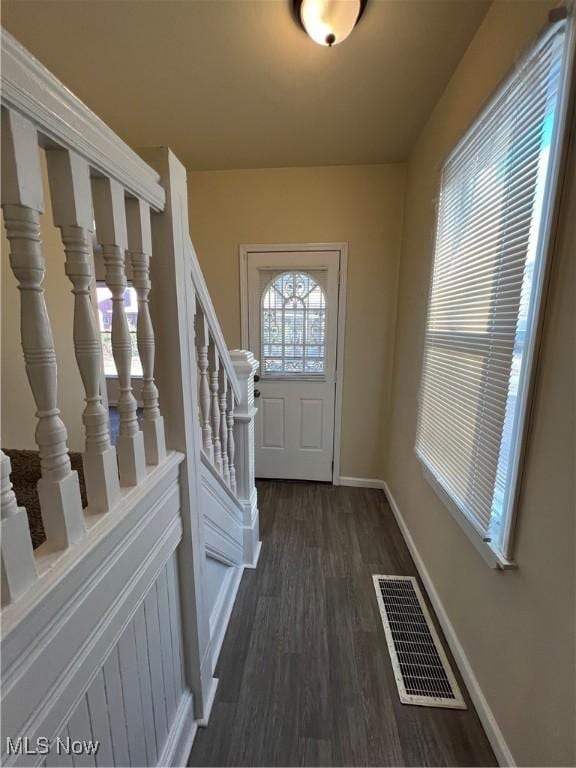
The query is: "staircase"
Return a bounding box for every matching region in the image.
[1,29,260,766]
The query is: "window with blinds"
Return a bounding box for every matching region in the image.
[415,19,571,563]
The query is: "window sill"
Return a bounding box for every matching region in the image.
[104,374,143,380]
[419,461,516,571]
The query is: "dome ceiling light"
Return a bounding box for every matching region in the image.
[293,0,368,47]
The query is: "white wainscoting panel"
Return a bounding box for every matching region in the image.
[1,457,196,768]
[205,558,243,677]
[59,552,189,768]
[199,459,250,677]
[201,457,243,567]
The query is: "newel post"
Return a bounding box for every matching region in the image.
[139,147,212,722]
[230,350,261,567]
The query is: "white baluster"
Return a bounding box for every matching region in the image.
[227,387,237,495]
[194,311,213,459]
[1,109,85,549]
[1,451,38,606]
[208,341,222,474]
[230,350,260,567]
[46,148,121,514]
[218,369,230,486]
[92,177,146,487]
[126,197,166,466]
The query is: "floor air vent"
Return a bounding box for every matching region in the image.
[373,575,466,709]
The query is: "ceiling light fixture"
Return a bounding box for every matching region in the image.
[293,0,367,47]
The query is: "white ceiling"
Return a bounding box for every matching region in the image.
[3,0,491,169]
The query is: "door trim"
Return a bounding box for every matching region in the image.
[239,242,348,485]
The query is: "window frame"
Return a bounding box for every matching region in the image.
[416,14,576,569]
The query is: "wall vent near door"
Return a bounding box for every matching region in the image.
[373,575,466,709]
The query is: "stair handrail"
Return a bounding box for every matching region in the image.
[1,27,170,606]
[186,237,241,402]
[1,29,164,210]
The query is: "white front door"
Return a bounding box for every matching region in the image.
[246,250,340,481]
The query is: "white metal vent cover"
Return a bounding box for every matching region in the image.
[373,575,466,709]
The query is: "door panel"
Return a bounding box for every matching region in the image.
[246,250,340,482]
[300,399,323,449]
[261,398,285,448]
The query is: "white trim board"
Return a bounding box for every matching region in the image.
[339,476,386,489]
[197,677,219,729]
[244,539,262,569]
[207,564,244,676]
[206,537,263,678]
[382,481,516,768]
[239,242,348,485]
[1,30,165,211]
[157,689,197,767]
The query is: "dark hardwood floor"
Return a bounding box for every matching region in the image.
[188,481,496,767]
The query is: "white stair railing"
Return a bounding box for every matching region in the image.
[93,177,147,487]
[2,110,86,551]
[187,236,260,562]
[229,349,260,565]
[195,309,214,460]
[1,28,261,746]
[46,148,121,515]
[0,32,168,603]
[126,197,167,466]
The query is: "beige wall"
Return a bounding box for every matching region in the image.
[1,152,85,453]
[383,2,575,765]
[187,164,406,479]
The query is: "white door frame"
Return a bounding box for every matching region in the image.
[239,242,348,485]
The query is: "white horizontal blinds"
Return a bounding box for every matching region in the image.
[260,269,327,376]
[415,23,566,542]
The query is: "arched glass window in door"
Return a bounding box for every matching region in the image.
[261,271,326,376]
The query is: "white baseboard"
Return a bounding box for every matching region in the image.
[197,676,219,728]
[338,476,386,489]
[244,539,262,570]
[242,503,261,566]
[382,481,516,768]
[208,564,245,676]
[158,688,197,767]
[189,559,252,753]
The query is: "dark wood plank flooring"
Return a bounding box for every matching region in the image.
[188,481,496,767]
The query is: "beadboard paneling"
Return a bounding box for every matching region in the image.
[58,553,188,768]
